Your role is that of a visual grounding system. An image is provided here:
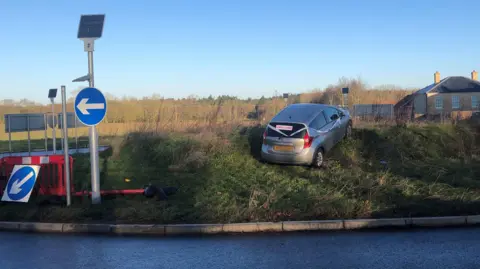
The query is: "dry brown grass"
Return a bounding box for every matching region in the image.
[301,77,414,107]
[0,76,416,142]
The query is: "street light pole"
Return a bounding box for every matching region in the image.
[87,50,101,204]
[76,14,105,205]
[51,99,56,154]
[48,89,58,154]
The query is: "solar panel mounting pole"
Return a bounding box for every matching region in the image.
[77,14,105,205]
[283,93,289,107]
[7,115,11,153]
[48,89,58,154]
[43,114,48,152]
[87,43,101,204]
[61,85,72,206]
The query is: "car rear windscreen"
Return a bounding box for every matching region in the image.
[267,122,307,138]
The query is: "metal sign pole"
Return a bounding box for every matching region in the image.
[7,115,12,153]
[342,88,349,109]
[61,85,72,206]
[88,50,101,204]
[27,115,31,155]
[74,117,78,153]
[51,101,56,154]
[60,115,64,152]
[75,14,105,205]
[282,93,289,108]
[47,89,58,154]
[44,114,48,152]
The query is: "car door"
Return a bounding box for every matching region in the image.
[308,111,336,151]
[322,107,342,144]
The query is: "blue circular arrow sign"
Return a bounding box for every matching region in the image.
[6,166,37,201]
[74,87,107,126]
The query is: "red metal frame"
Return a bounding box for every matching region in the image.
[0,155,74,196]
[72,189,144,196]
[0,155,145,198]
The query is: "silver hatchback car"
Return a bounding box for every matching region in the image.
[261,103,352,167]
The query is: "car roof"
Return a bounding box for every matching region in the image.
[270,103,331,124]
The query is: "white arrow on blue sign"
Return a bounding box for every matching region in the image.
[74,87,107,126]
[1,165,40,203]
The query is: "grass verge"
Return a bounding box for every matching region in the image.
[0,123,480,224]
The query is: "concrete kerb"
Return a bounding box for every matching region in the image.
[344,218,408,229]
[466,215,480,225]
[283,220,344,231]
[223,222,283,233]
[19,222,63,233]
[0,215,478,236]
[0,221,20,231]
[165,224,223,235]
[62,223,111,234]
[111,224,165,236]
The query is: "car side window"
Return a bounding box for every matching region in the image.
[324,108,339,123]
[309,113,327,129]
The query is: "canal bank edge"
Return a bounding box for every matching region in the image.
[0,215,478,236]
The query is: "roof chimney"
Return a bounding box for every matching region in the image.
[434,71,441,84]
[472,70,478,81]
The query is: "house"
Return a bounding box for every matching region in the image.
[395,71,480,120]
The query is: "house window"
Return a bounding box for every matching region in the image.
[435,96,443,110]
[472,96,478,110]
[452,96,460,109]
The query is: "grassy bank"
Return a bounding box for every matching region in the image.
[0,123,480,224]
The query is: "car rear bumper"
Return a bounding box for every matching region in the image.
[260,145,314,165]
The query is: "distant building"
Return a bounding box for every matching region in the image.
[395,71,480,120]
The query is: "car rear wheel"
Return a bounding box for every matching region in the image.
[312,148,325,168]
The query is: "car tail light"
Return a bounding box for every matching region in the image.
[303,132,312,149]
[263,130,267,145]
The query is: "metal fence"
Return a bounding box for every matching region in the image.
[3,112,86,155]
[352,104,394,119]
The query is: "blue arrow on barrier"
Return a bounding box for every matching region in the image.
[5,166,38,201]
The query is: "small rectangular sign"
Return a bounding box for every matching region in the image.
[4,114,47,133]
[342,87,349,94]
[276,125,293,131]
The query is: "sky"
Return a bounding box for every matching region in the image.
[1,0,480,103]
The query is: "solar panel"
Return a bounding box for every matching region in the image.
[77,14,105,39]
[48,88,57,98]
